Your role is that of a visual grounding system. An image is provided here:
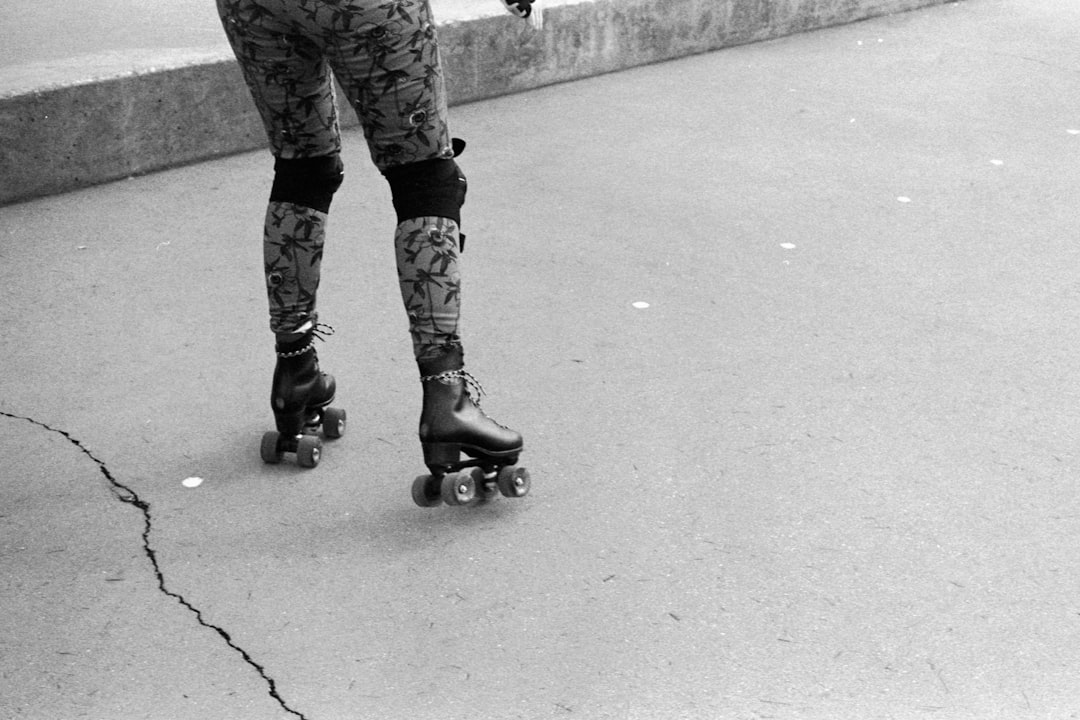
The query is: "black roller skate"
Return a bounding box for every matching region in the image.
[410,346,530,507]
[260,326,346,468]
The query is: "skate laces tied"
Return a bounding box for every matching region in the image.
[420,370,516,431]
[421,370,486,407]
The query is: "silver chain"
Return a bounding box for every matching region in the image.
[276,323,335,358]
[420,370,486,406]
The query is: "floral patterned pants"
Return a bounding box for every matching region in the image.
[218,0,463,358]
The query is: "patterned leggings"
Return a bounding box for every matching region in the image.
[217,0,463,358]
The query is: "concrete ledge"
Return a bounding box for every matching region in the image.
[0,0,952,206]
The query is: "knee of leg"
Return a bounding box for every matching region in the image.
[270,154,345,213]
[383,157,467,225]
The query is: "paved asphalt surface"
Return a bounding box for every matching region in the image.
[3,0,1080,718]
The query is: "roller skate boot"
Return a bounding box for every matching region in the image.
[260,326,346,468]
[410,346,530,507]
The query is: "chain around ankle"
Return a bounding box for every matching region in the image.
[420,370,486,405]
[276,342,315,359]
[276,323,335,358]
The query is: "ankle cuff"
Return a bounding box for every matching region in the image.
[276,341,315,359]
[416,343,464,376]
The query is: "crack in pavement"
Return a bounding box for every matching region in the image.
[1,411,309,720]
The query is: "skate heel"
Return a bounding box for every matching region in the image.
[273,406,310,438]
[260,324,343,468]
[422,442,462,469]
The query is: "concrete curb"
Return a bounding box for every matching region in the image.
[0,0,951,206]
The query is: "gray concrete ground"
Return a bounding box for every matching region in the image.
[3,0,1080,717]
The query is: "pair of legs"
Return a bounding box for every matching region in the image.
[218,0,522,478]
[217,0,464,359]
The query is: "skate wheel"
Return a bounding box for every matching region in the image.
[412,474,442,508]
[261,431,283,464]
[322,407,346,439]
[497,466,531,498]
[296,435,322,468]
[441,472,477,506]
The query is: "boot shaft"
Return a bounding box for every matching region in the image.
[272,330,336,420]
[417,346,522,460]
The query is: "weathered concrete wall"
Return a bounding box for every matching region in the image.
[0,56,262,206]
[0,0,952,206]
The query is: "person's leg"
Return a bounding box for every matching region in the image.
[218,0,345,336]
[329,0,522,474]
[217,0,343,450]
[264,155,343,339]
[323,0,462,361]
[384,161,466,364]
